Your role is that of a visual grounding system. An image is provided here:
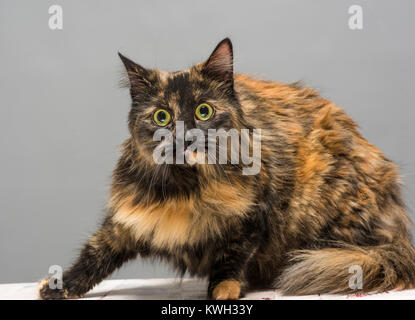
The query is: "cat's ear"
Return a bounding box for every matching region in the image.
[202,38,234,89]
[118,52,151,98]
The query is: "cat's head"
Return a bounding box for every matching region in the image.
[119,38,247,168]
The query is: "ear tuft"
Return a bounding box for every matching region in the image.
[118,52,148,76]
[202,38,234,87]
[118,52,150,98]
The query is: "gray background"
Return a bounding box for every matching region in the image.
[1,0,414,283]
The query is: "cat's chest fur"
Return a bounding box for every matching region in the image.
[111,180,255,251]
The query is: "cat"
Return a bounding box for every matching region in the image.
[38,38,415,299]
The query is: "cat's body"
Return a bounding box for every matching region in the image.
[39,39,415,299]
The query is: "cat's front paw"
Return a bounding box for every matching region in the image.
[211,280,242,300]
[37,277,82,300]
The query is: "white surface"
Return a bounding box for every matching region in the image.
[1,278,415,300]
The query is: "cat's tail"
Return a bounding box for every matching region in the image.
[275,239,415,295]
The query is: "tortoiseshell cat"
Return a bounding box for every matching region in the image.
[39,38,415,299]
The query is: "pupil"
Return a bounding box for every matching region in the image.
[200,106,209,117]
[157,111,166,123]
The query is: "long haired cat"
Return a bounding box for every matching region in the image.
[38,38,415,299]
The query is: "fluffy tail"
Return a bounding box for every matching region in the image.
[275,239,415,295]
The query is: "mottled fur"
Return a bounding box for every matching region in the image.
[38,38,415,299]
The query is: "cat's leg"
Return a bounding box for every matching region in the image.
[38,216,140,299]
[207,239,258,300]
[207,217,264,300]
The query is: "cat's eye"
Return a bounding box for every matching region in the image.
[153,109,171,126]
[195,103,214,121]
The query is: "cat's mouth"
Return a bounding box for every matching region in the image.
[184,149,205,166]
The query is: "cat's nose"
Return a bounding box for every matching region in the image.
[184,140,191,150]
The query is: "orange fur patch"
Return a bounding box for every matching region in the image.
[110,180,254,250]
[112,197,194,250]
[212,280,241,300]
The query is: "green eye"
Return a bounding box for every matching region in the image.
[195,103,214,121]
[153,109,171,126]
